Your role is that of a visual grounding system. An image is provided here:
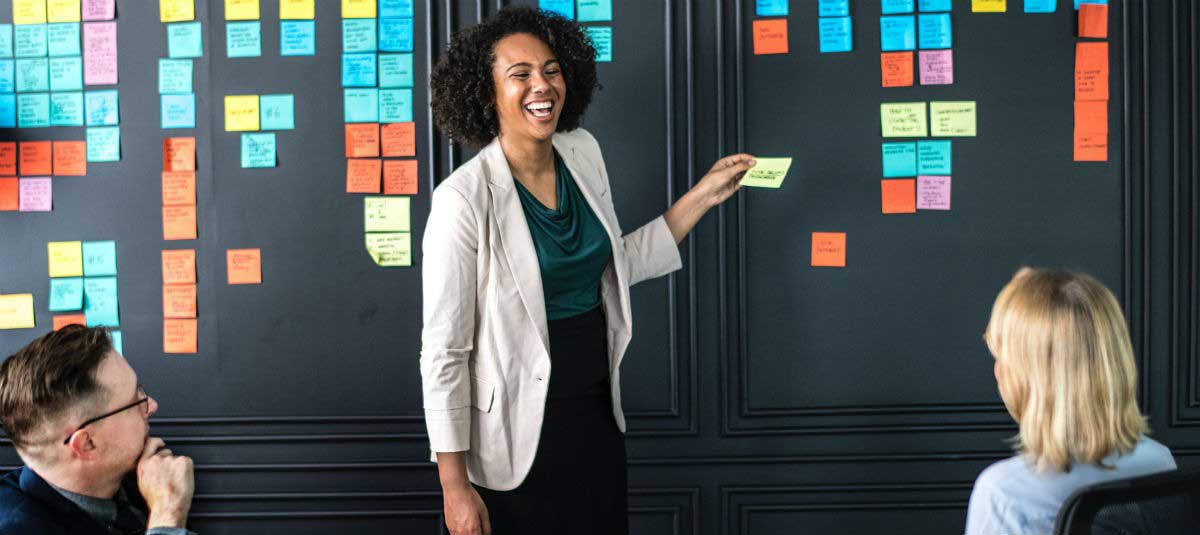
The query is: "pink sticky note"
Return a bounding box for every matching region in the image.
[917,176,951,210]
[82,0,115,21]
[18,178,52,212]
[84,22,118,85]
[919,50,954,85]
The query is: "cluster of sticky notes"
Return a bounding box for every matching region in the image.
[740,157,792,188]
[1074,2,1108,161]
[345,123,418,193]
[881,101,976,137]
[158,59,195,129]
[161,248,197,353]
[539,0,613,61]
[816,0,852,53]
[881,141,952,213]
[162,137,198,239]
[0,140,89,213]
[224,94,295,168]
[880,0,953,87]
[364,197,412,266]
[47,240,122,332]
[342,3,416,124]
[751,1,787,56]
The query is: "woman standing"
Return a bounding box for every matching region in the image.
[422,6,754,535]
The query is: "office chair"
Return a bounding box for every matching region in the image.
[1054,466,1200,535]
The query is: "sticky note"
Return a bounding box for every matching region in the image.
[14,24,47,57]
[880,16,916,52]
[226,248,262,284]
[281,0,315,19]
[929,101,976,136]
[0,60,11,92]
[919,0,953,11]
[162,249,196,284]
[240,132,276,168]
[379,17,413,52]
[1075,0,1107,9]
[364,196,411,232]
[1079,3,1107,38]
[52,140,87,175]
[880,102,927,137]
[18,92,50,128]
[917,175,951,210]
[381,122,415,157]
[50,93,82,127]
[159,58,193,94]
[0,143,14,174]
[162,284,197,318]
[1075,42,1108,101]
[881,179,916,214]
[82,0,114,21]
[48,241,84,277]
[168,22,203,58]
[0,178,17,211]
[162,205,198,240]
[752,19,788,55]
[163,319,198,353]
[342,52,377,87]
[378,53,413,87]
[380,0,410,17]
[82,240,116,276]
[162,170,196,205]
[811,232,845,267]
[20,141,52,175]
[109,330,121,353]
[756,0,787,17]
[973,0,1006,12]
[740,157,792,188]
[345,123,380,158]
[819,17,852,53]
[918,49,953,85]
[225,0,260,20]
[342,0,377,18]
[53,314,86,330]
[0,25,11,56]
[226,21,262,57]
[1074,100,1106,134]
[47,1,80,24]
[366,232,412,267]
[539,0,573,18]
[16,58,49,92]
[0,94,13,127]
[881,51,913,87]
[83,276,119,327]
[917,140,951,174]
[85,126,120,161]
[882,143,917,177]
[346,158,382,193]
[586,26,612,62]
[383,160,418,195]
[47,23,81,56]
[224,94,260,131]
[19,177,51,211]
[818,0,849,16]
[83,22,117,85]
[160,0,195,22]
[577,0,611,22]
[1074,131,1106,161]
[882,0,915,14]
[0,294,36,330]
[161,93,196,129]
[342,18,376,52]
[163,137,196,171]
[84,89,117,125]
[49,56,82,91]
[1024,0,1056,12]
[917,13,951,49]
[379,88,412,123]
[50,278,85,311]
[280,20,316,55]
[344,88,379,122]
[14,0,48,25]
[258,93,294,130]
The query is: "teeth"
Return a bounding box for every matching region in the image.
[526,101,552,111]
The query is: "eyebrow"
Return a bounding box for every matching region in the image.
[505,59,560,73]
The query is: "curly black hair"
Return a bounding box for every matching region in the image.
[431,6,600,148]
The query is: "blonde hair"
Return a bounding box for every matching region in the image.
[984,268,1148,472]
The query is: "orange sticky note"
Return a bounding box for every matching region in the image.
[53,314,88,330]
[163,284,197,319]
[226,248,262,284]
[1074,132,1107,162]
[881,179,917,214]
[163,137,196,172]
[0,178,17,211]
[19,141,52,176]
[345,124,380,158]
[1075,42,1108,101]
[347,159,382,193]
[381,122,416,157]
[1078,3,1107,39]
[1074,100,1107,135]
[162,171,196,206]
[383,160,418,195]
[811,232,846,268]
[52,141,87,176]
[752,19,788,55]
[881,52,914,88]
[163,205,198,240]
[162,249,197,284]
[163,319,198,354]
[0,143,16,175]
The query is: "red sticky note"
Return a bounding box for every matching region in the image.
[163,284,197,319]
[162,249,197,284]
[226,248,262,285]
[381,122,416,157]
[881,179,916,214]
[811,232,846,268]
[1074,100,1107,135]
[345,123,380,158]
[52,141,87,176]
[0,178,17,211]
[346,158,382,193]
[0,143,15,175]
[53,314,88,330]
[163,319,198,354]
[753,19,788,55]
[1074,42,1109,101]
[881,52,914,88]
[163,137,196,172]
[1074,132,1107,162]
[1078,3,1107,39]
[163,205,198,240]
[383,160,418,195]
[162,171,196,206]
[19,141,52,176]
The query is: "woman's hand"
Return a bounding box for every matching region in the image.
[443,482,491,535]
[664,154,757,243]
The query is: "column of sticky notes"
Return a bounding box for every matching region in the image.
[1074,1,1108,161]
[46,240,122,351]
[539,0,613,62]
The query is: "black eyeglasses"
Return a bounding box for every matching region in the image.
[63,386,150,445]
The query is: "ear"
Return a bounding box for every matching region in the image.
[66,429,98,460]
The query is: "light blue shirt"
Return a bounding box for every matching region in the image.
[965,437,1176,535]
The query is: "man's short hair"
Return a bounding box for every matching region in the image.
[0,325,114,448]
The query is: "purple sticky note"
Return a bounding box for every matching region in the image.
[83,22,118,86]
[919,49,953,85]
[917,175,951,210]
[82,0,116,21]
[18,178,51,212]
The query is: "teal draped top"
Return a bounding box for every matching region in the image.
[513,153,613,321]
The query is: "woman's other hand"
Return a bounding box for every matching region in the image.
[443,482,491,535]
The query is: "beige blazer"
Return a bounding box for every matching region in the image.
[420,128,682,490]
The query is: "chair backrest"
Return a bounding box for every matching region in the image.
[1054,466,1200,535]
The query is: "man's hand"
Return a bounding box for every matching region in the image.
[136,437,195,530]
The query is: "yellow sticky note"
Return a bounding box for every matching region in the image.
[47,0,81,22]
[881,102,928,138]
[930,101,977,137]
[366,233,412,267]
[342,0,376,18]
[972,0,1006,12]
[160,0,195,22]
[225,0,260,20]
[0,294,35,330]
[364,196,411,232]
[224,95,260,132]
[280,0,314,19]
[13,0,48,24]
[740,157,793,189]
[48,241,84,278]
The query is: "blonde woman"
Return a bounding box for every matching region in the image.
[966,268,1177,534]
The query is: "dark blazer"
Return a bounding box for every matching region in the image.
[0,466,146,535]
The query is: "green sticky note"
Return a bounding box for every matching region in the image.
[18,92,50,128]
[48,56,82,91]
[0,24,12,57]
[364,196,411,232]
[226,21,262,58]
[280,20,315,56]
[378,88,412,123]
[85,89,118,125]
[86,126,120,162]
[881,102,928,137]
[168,22,203,59]
[342,18,376,53]
[158,59,192,94]
[929,101,976,136]
[378,53,412,88]
[82,241,117,276]
[586,27,612,62]
[16,57,48,92]
[365,232,412,267]
[241,132,276,168]
[259,94,294,130]
[49,277,84,312]
[50,91,84,126]
[344,88,378,123]
[46,23,80,56]
[881,142,917,177]
[14,24,47,58]
[740,157,793,188]
[83,276,119,327]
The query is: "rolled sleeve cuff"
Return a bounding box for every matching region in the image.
[425,407,471,453]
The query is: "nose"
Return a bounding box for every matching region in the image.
[146,396,159,417]
[530,71,550,94]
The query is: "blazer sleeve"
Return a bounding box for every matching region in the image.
[419,185,478,453]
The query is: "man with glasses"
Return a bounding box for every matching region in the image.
[0,325,196,534]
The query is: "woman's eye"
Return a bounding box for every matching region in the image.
[512,72,529,79]
[545,69,560,76]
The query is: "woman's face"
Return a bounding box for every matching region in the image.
[491,32,567,144]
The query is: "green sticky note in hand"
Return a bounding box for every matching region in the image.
[740,157,793,189]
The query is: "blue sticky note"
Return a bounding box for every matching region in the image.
[83,277,119,327]
[818,0,850,17]
[756,0,787,17]
[241,133,276,168]
[378,53,413,88]
[539,0,574,19]
[918,13,952,49]
[0,60,12,92]
[343,19,377,53]
[16,58,48,92]
[586,27,612,62]
[49,278,85,312]
[882,0,915,14]
[0,94,13,127]
[342,53,377,87]
[86,126,120,162]
[110,330,122,354]
[18,93,49,127]
[577,0,612,22]
[14,24,47,58]
[378,88,412,123]
[47,23,80,57]
[50,92,84,126]
[818,17,852,53]
[48,57,82,91]
[380,0,414,18]
[168,22,203,59]
[1074,0,1105,9]
[882,142,917,177]
[158,59,192,94]
[0,25,11,57]
[85,90,119,126]
[880,16,916,52]
[344,88,379,123]
[919,0,953,11]
[259,94,294,130]
[82,241,118,276]
[1024,0,1055,11]
[160,94,195,129]
[226,21,262,58]
[379,18,413,52]
[281,20,315,56]
[917,140,952,174]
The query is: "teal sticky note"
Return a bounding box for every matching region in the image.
[882,142,917,177]
[882,0,915,14]
[49,278,85,312]
[83,276,119,327]
[16,58,48,92]
[280,20,315,56]
[82,241,117,276]
[1025,0,1056,11]
[110,330,122,354]
[49,56,83,91]
[917,140,951,174]
[756,0,787,16]
[50,92,84,126]
[17,93,50,127]
[0,24,11,57]
[241,132,276,168]
[380,0,414,17]
[342,19,377,53]
[0,60,12,92]
[819,0,849,16]
[1074,0,1106,9]
[226,21,262,58]
[577,0,612,22]
[344,88,379,123]
[378,17,413,52]
[819,17,852,53]
[158,59,192,94]
[0,95,14,127]
[539,0,573,19]
[880,16,916,52]
[160,94,195,129]
[379,88,412,123]
[168,22,203,59]
[47,23,81,57]
[85,89,118,126]
[14,24,47,58]
[259,94,294,130]
[919,0,953,11]
[918,13,951,49]
[342,52,377,87]
[86,126,120,162]
[585,27,611,62]
[378,53,413,87]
